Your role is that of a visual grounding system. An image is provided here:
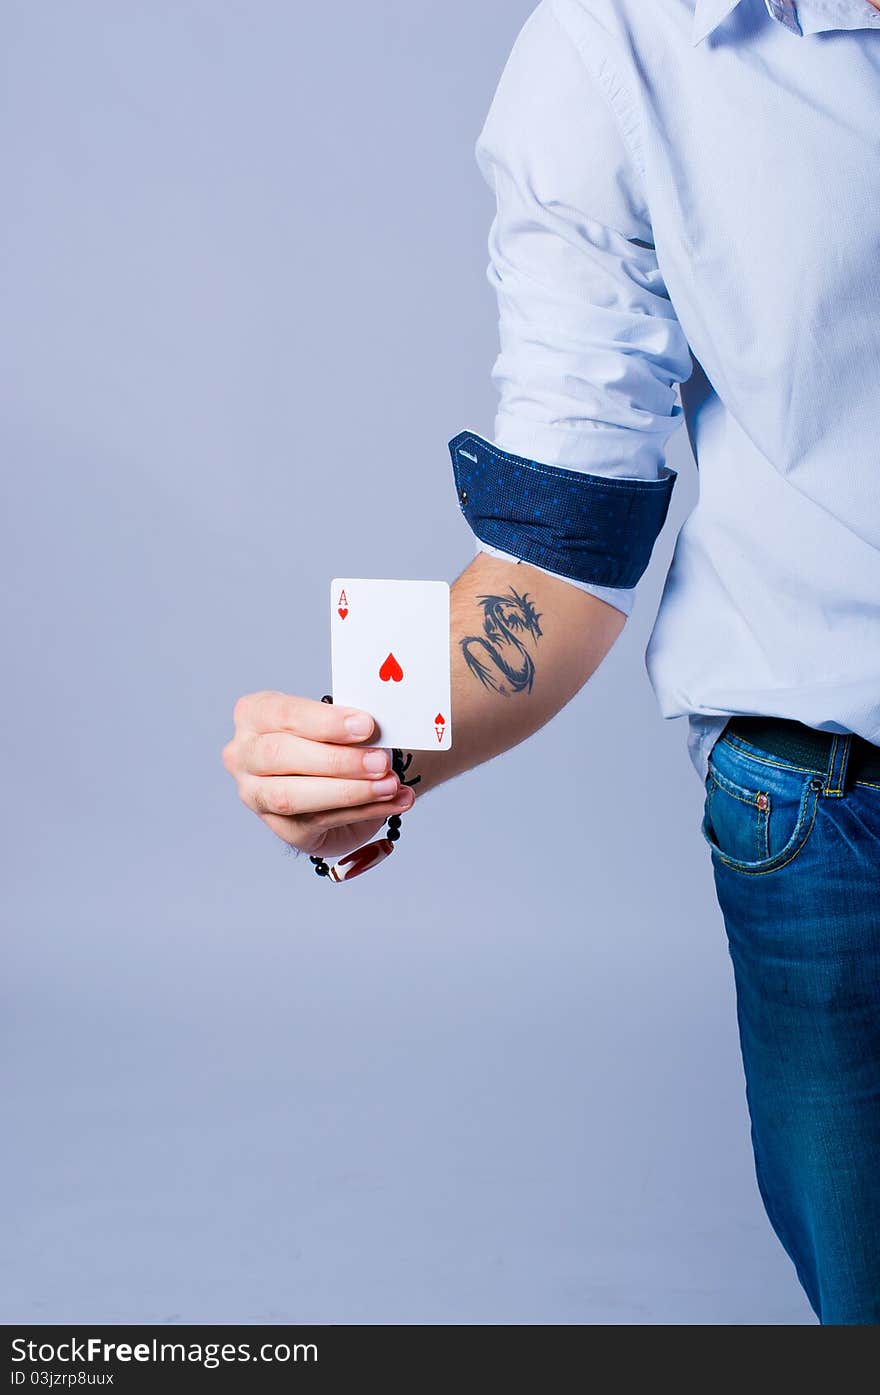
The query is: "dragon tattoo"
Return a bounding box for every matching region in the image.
[460,585,543,696]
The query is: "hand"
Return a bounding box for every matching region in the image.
[222,690,416,859]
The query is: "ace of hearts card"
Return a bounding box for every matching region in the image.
[330,578,452,751]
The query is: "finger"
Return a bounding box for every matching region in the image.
[244,730,392,780]
[243,771,403,819]
[240,690,375,743]
[308,786,416,829]
[258,788,416,846]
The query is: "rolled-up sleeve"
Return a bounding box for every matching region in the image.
[451,0,693,615]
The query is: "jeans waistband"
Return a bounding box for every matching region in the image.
[723,715,880,788]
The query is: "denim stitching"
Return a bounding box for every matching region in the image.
[718,732,880,792]
[711,794,818,877]
[824,734,840,796]
[718,733,818,777]
[452,433,674,492]
[709,765,764,807]
[706,782,820,877]
[759,796,771,860]
[823,732,852,798]
[707,766,772,861]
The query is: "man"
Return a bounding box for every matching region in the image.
[223,0,880,1323]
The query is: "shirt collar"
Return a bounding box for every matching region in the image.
[692,0,801,45]
[692,0,880,44]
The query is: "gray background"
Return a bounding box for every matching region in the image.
[1,0,812,1323]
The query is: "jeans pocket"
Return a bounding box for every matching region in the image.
[701,739,823,875]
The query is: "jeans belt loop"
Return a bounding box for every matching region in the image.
[823,732,853,798]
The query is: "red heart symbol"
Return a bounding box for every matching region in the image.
[379,652,404,683]
[338,608,348,620]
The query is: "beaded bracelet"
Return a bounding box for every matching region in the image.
[309,694,421,882]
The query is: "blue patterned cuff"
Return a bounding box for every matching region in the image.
[449,430,677,589]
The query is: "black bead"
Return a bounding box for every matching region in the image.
[387,815,402,829]
[316,862,330,876]
[387,827,400,842]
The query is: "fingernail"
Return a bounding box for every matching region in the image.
[371,775,399,797]
[397,787,415,809]
[362,750,388,775]
[344,712,373,737]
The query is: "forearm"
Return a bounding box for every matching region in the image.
[405,550,626,798]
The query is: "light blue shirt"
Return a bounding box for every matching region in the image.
[468,0,880,781]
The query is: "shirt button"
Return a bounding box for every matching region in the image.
[459,488,468,505]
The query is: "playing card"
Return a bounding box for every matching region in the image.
[330,578,452,750]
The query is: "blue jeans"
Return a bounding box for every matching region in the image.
[701,727,880,1323]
